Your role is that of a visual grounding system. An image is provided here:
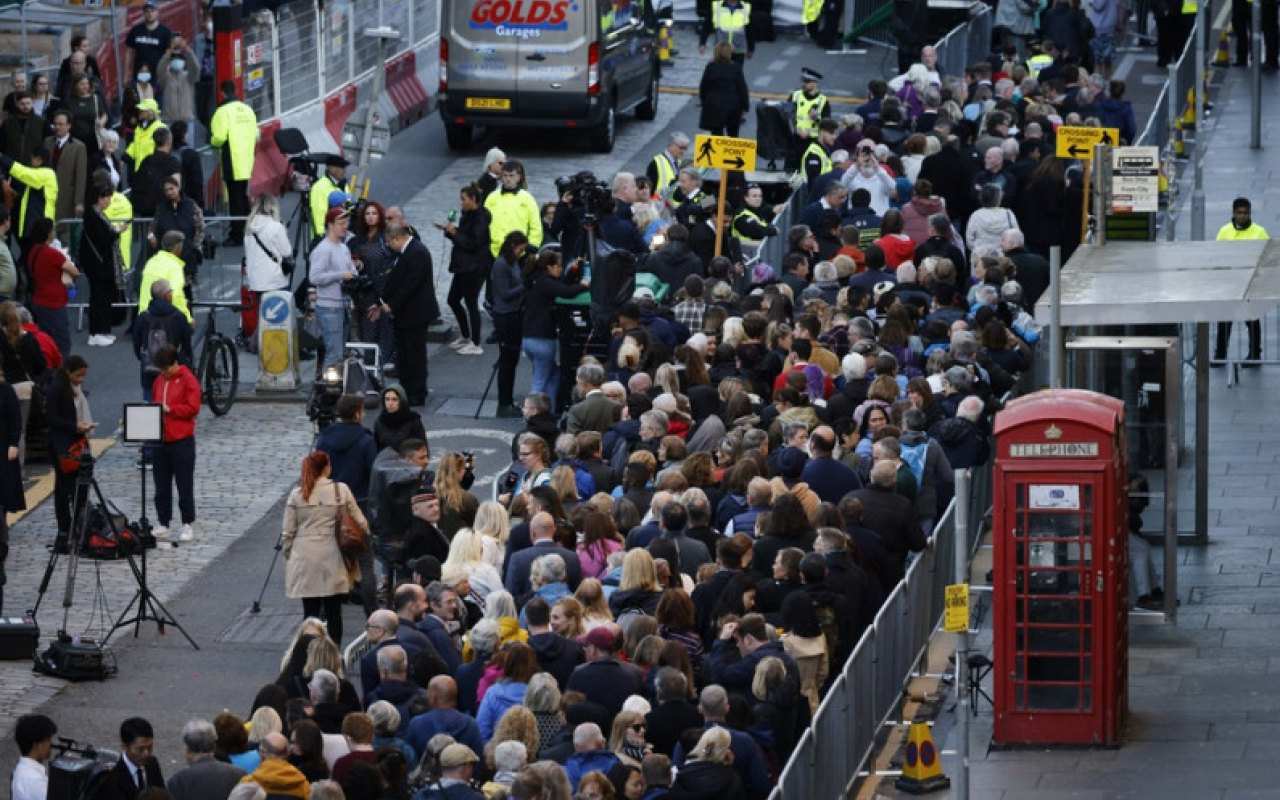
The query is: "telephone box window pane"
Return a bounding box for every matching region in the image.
[1029,683,1080,710]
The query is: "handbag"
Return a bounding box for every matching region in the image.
[333,483,367,558]
[59,437,89,474]
[253,230,296,276]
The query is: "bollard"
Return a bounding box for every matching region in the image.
[658,23,672,62]
[1214,25,1231,66]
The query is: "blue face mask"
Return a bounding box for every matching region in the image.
[137,72,151,84]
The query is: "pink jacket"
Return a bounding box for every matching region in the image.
[578,538,623,579]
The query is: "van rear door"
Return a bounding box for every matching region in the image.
[511,0,591,119]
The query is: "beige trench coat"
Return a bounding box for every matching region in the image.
[282,477,369,599]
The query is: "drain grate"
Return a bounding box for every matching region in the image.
[218,607,305,644]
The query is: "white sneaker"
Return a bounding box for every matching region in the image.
[447,337,469,351]
[458,343,484,355]
[87,335,104,347]
[178,524,194,543]
[101,334,117,345]
[151,525,170,540]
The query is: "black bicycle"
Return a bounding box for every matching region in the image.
[191,302,246,416]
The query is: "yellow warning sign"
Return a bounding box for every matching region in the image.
[1056,125,1121,158]
[693,135,757,172]
[944,583,969,633]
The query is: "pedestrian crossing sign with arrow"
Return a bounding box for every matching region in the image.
[694,134,757,172]
[1056,125,1121,158]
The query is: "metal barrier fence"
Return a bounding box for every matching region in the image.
[934,5,993,81]
[769,459,993,800]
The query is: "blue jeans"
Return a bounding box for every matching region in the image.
[522,337,558,400]
[317,306,346,367]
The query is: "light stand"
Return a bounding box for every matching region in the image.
[104,404,199,650]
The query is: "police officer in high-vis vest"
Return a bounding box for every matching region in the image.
[647,131,690,193]
[801,118,838,190]
[699,0,754,64]
[1215,197,1270,363]
[789,67,830,171]
[310,155,352,238]
[209,79,258,246]
[126,99,167,174]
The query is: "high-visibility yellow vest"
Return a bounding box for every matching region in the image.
[138,249,191,321]
[106,192,134,276]
[802,141,832,177]
[209,99,259,182]
[1216,221,1269,241]
[309,173,351,236]
[733,207,768,243]
[1181,0,1196,12]
[791,90,828,138]
[712,1,752,50]
[1027,53,1053,78]
[126,119,167,166]
[6,161,57,236]
[802,0,823,24]
[651,152,679,189]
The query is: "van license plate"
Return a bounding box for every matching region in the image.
[466,98,511,110]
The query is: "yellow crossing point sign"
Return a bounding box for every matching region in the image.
[694,135,757,172]
[1056,125,1121,158]
[944,583,970,633]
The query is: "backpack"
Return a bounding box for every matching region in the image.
[811,599,843,674]
[608,435,634,480]
[900,439,928,487]
[141,315,170,376]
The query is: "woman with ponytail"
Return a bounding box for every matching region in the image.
[282,450,370,644]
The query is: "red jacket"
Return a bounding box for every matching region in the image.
[152,365,201,441]
[21,323,61,369]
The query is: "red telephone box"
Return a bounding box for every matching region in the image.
[992,389,1129,746]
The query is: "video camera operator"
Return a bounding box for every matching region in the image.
[547,170,614,261]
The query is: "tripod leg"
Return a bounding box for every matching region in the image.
[475,361,499,419]
[252,532,285,614]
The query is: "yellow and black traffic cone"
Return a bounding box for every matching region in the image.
[1173,120,1186,158]
[1180,89,1195,129]
[896,719,951,795]
[1215,25,1232,66]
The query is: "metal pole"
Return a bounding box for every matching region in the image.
[1252,0,1262,148]
[1195,322,1210,543]
[20,5,28,77]
[356,33,391,179]
[954,468,971,800]
[1093,143,1110,246]
[1190,5,1206,241]
[1050,246,1063,389]
[112,7,125,107]
[270,12,283,120]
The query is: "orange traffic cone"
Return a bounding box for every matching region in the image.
[1215,25,1232,66]
[896,720,951,795]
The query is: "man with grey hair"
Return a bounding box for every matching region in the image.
[310,781,345,800]
[418,580,463,671]
[564,723,621,791]
[359,609,400,704]
[679,487,719,557]
[848,460,925,582]
[639,409,670,444]
[939,364,974,418]
[612,171,638,218]
[929,394,990,470]
[671,685,770,799]
[505,511,582,596]
[166,719,245,800]
[645,666,701,757]
[567,362,619,434]
[647,131,689,191]
[726,476,774,537]
[828,351,872,423]
[1000,226,1049,310]
[133,274,194,397]
[484,740,528,797]
[365,644,425,732]
[626,490,675,548]
[308,669,349,734]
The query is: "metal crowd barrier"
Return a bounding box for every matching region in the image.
[769,456,995,800]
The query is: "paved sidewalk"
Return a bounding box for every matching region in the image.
[869,64,1280,800]
[0,404,315,735]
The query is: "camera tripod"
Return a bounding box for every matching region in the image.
[35,452,199,649]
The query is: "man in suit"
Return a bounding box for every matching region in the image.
[566,363,619,435]
[504,512,582,598]
[45,110,86,242]
[380,224,435,406]
[165,719,246,800]
[108,717,165,799]
[416,580,464,671]
[358,609,400,704]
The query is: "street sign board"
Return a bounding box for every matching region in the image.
[693,134,757,172]
[1111,146,1160,213]
[1056,125,1121,159]
[944,583,970,633]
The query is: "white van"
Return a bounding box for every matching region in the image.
[438,0,664,153]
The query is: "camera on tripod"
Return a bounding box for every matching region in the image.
[306,364,345,430]
[555,170,612,215]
